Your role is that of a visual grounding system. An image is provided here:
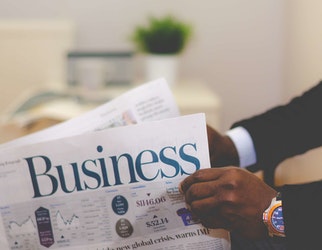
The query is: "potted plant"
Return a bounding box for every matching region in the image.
[131,15,193,86]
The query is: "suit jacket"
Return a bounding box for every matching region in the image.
[232,81,322,249]
[232,81,322,172]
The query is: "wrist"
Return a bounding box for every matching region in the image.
[207,125,239,167]
[210,135,239,167]
[223,135,240,166]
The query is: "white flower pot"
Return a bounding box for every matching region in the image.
[145,54,178,87]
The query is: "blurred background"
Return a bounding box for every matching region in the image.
[0,0,321,186]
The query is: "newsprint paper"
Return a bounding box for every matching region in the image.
[0,79,230,250]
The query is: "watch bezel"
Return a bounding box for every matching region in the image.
[263,196,285,237]
[269,203,284,234]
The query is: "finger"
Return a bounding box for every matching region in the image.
[185,201,225,228]
[200,214,242,232]
[184,181,219,204]
[188,195,222,216]
[199,215,232,231]
[179,168,224,194]
[186,197,239,231]
[194,206,241,231]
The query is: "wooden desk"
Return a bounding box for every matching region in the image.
[0,118,60,144]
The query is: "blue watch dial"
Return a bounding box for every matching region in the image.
[271,206,284,233]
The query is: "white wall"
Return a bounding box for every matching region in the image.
[284,0,322,99]
[0,0,285,131]
[0,20,75,114]
[275,0,322,186]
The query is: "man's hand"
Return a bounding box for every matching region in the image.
[179,167,277,239]
[207,125,239,167]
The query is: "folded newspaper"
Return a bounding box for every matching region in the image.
[0,79,230,249]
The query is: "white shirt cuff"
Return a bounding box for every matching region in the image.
[226,126,257,168]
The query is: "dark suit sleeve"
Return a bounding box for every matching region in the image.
[231,81,322,172]
[281,181,322,249]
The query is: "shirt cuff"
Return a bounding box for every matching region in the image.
[226,126,257,168]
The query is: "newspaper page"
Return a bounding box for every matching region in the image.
[0,113,230,250]
[0,78,180,150]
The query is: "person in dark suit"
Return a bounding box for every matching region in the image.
[180,81,322,250]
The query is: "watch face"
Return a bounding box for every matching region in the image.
[271,206,284,233]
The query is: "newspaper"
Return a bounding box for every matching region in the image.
[0,79,230,249]
[0,78,180,150]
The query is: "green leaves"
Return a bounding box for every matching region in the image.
[132,15,193,54]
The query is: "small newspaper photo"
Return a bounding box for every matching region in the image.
[0,79,230,250]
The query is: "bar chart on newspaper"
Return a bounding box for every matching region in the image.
[1,179,202,249]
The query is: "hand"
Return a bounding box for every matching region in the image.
[179,167,277,239]
[206,125,239,167]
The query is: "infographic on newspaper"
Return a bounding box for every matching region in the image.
[0,114,230,250]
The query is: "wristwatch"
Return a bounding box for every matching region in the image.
[263,192,285,237]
